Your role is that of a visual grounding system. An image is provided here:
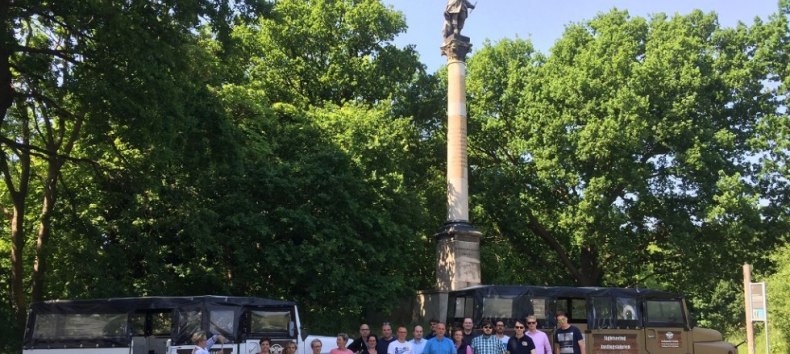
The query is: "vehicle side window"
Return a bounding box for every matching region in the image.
[33,313,128,340]
[645,300,684,327]
[131,311,172,337]
[131,313,147,336]
[482,295,513,319]
[176,310,202,345]
[210,310,235,340]
[591,297,612,329]
[531,298,547,319]
[151,311,172,336]
[556,298,587,323]
[453,296,474,319]
[615,297,639,329]
[250,310,291,333]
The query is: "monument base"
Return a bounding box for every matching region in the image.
[435,221,481,291]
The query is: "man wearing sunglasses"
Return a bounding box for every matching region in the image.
[524,316,551,354]
[553,312,585,354]
[505,320,535,354]
[471,320,505,354]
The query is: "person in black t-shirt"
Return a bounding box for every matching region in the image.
[505,320,535,354]
[552,312,585,354]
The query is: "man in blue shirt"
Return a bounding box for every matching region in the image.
[423,323,454,354]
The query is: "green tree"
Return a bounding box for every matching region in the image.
[765,245,790,353]
[37,0,441,333]
[230,0,422,107]
[0,0,263,336]
[189,0,440,328]
[466,8,788,330]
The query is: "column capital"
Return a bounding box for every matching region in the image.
[441,35,472,62]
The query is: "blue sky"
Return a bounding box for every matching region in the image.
[382,0,781,72]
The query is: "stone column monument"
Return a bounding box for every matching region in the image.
[435,0,481,291]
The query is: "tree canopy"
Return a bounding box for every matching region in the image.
[1,0,789,351]
[465,7,789,330]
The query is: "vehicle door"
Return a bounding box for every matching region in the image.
[131,310,174,354]
[643,299,691,354]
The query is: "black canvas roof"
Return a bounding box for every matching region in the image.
[29,295,295,313]
[449,284,682,300]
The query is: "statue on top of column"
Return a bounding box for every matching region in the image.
[443,0,475,39]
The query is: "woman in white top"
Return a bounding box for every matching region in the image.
[191,331,226,354]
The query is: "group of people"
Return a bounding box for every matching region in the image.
[331,311,584,354]
[190,311,585,354]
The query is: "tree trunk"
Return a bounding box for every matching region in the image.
[3,145,31,330]
[2,104,32,329]
[10,199,27,328]
[31,162,59,303]
[31,109,83,302]
[577,245,602,286]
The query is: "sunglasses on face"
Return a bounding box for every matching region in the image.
[514,326,524,329]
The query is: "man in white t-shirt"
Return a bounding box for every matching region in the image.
[389,326,414,354]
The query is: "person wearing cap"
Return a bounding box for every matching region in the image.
[471,320,505,354]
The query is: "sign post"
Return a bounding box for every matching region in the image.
[750,282,769,354]
[743,264,754,354]
[744,264,770,354]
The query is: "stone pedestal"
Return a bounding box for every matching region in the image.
[435,221,481,291]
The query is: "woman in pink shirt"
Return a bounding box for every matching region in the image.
[331,333,355,354]
[524,316,552,354]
